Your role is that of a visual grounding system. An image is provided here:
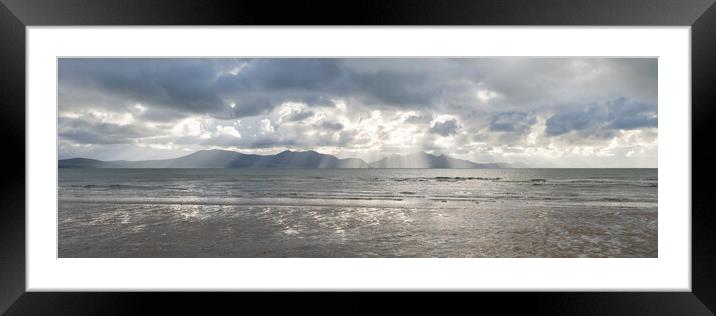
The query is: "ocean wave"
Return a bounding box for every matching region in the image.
[498,178,547,184]
[57,196,470,210]
[69,184,163,190]
[391,176,501,182]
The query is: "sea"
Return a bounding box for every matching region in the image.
[58,168,658,258]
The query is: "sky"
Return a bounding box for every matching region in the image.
[58,58,658,167]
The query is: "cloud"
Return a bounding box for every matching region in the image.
[58,58,659,167]
[545,111,594,136]
[545,98,657,137]
[284,110,315,122]
[404,114,433,124]
[59,59,232,117]
[430,119,460,136]
[203,135,299,149]
[58,117,154,144]
[217,58,343,91]
[489,112,537,133]
[59,58,658,119]
[317,121,345,131]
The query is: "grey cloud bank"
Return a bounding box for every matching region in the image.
[545,98,657,137]
[430,119,460,136]
[58,58,658,167]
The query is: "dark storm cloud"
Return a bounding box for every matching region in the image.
[317,121,345,131]
[489,112,537,133]
[215,58,460,109]
[58,117,153,144]
[430,119,460,136]
[59,58,659,123]
[59,59,230,117]
[300,95,335,107]
[545,98,657,137]
[545,111,594,136]
[217,58,343,91]
[608,98,659,129]
[230,99,273,118]
[349,72,434,107]
[59,58,457,123]
[214,59,344,112]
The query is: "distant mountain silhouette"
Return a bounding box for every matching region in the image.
[57,158,108,168]
[368,152,509,169]
[59,149,515,169]
[59,149,370,169]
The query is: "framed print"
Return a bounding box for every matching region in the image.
[1,0,715,314]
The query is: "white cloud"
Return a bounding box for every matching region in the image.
[216,125,241,138]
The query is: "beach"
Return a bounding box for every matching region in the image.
[58,168,658,257]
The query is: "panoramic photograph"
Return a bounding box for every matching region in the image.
[57,57,658,258]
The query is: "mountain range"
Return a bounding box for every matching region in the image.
[58,149,516,169]
[368,152,509,168]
